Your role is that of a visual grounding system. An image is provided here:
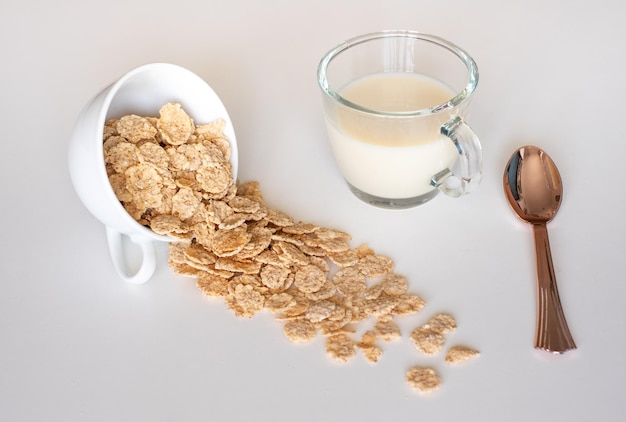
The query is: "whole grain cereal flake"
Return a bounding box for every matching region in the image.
[445,345,480,364]
[137,142,169,169]
[316,237,351,254]
[281,222,319,235]
[265,208,295,227]
[207,200,235,224]
[409,313,457,356]
[265,293,296,314]
[149,214,190,236]
[307,255,330,273]
[356,331,382,363]
[228,196,261,214]
[278,291,310,318]
[157,102,194,146]
[170,262,203,278]
[358,254,394,278]
[354,244,375,258]
[167,242,188,265]
[195,118,226,139]
[271,231,304,247]
[124,163,164,210]
[274,241,309,266]
[105,142,139,174]
[381,273,409,297]
[259,264,292,290]
[391,294,426,316]
[294,264,327,294]
[325,332,356,363]
[427,313,457,334]
[362,294,400,317]
[363,283,385,300]
[305,300,336,323]
[103,120,119,140]
[373,317,401,341]
[316,316,354,336]
[236,180,263,199]
[211,225,250,257]
[410,327,446,356]
[196,163,233,195]
[215,256,262,275]
[315,227,351,241]
[184,243,217,266]
[237,227,273,259]
[359,330,377,347]
[229,283,265,318]
[168,144,204,171]
[360,344,383,363]
[218,213,248,230]
[172,186,201,220]
[328,249,360,268]
[305,280,336,301]
[197,272,229,297]
[406,366,441,393]
[283,318,317,343]
[332,266,366,297]
[207,136,232,162]
[108,173,133,203]
[116,114,157,143]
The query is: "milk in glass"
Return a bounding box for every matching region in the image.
[326,72,459,199]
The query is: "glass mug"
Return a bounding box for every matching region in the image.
[317,31,482,209]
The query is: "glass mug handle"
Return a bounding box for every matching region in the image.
[431,116,483,198]
[105,226,157,284]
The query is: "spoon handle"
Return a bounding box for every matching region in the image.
[532,223,576,353]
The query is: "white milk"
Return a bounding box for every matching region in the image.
[327,73,459,199]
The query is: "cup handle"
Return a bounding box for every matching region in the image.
[431,116,483,198]
[105,226,157,284]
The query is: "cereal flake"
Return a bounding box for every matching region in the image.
[406,367,441,393]
[445,345,480,364]
[157,103,194,146]
[325,333,356,362]
[283,319,317,343]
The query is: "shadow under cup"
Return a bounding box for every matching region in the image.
[317,31,482,209]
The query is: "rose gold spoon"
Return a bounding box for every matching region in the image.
[503,145,576,353]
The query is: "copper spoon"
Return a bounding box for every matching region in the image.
[503,145,576,353]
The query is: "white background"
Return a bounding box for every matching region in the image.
[1,0,625,420]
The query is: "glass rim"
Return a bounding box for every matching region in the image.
[316,30,479,117]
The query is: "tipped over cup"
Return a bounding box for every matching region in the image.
[68,63,238,284]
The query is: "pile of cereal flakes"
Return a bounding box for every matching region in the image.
[103,103,480,394]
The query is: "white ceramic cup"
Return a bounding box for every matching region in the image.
[68,63,238,284]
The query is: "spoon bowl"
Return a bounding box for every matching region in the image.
[505,146,562,224]
[504,145,576,353]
